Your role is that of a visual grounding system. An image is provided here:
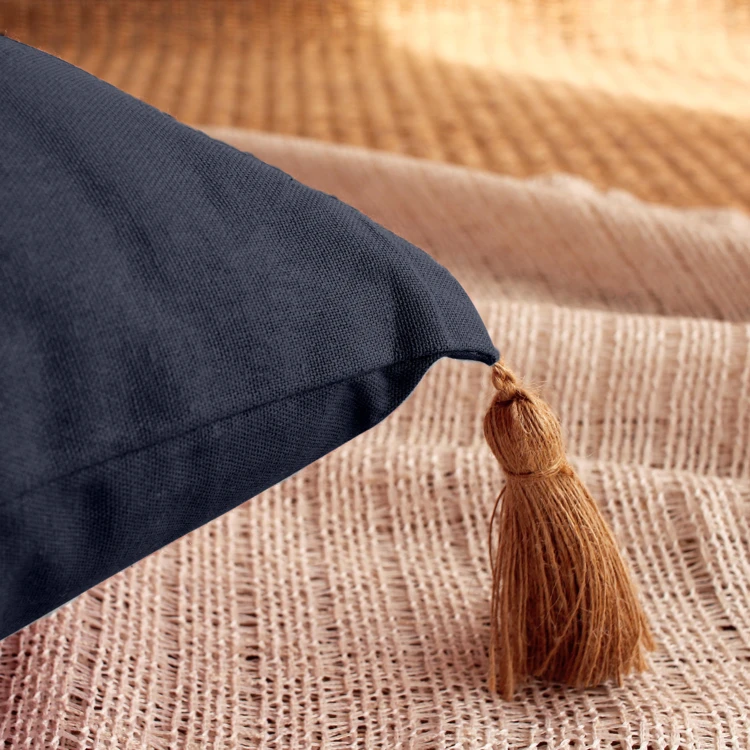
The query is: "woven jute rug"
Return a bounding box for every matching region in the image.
[5,0,750,210]
[3,3,750,748]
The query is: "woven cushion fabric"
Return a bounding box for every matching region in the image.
[0,38,497,640]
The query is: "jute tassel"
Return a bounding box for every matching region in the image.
[483,361,654,699]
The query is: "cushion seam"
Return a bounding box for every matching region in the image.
[14,347,493,502]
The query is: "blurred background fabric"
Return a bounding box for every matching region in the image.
[5,0,750,210]
[3,2,750,748]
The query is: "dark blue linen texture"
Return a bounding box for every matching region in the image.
[0,38,497,639]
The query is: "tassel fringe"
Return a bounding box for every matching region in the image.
[483,361,654,699]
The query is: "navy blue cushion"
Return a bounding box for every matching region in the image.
[0,38,497,639]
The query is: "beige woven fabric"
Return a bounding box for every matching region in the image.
[2,129,749,748]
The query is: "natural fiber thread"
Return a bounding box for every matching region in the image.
[484,361,654,699]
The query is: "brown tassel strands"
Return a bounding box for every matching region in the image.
[483,361,654,699]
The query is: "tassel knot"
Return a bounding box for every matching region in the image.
[485,362,568,478]
[489,361,520,396]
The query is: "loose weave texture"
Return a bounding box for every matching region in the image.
[2,129,749,748]
[5,0,750,212]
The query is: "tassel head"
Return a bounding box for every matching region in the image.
[486,365,567,477]
[484,361,654,699]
